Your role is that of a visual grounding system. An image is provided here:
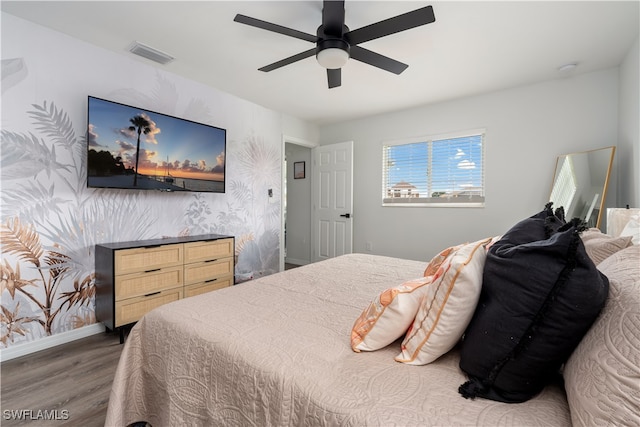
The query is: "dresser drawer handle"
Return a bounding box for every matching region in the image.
[204,278,218,283]
[204,259,218,263]
[144,268,161,273]
[144,291,161,297]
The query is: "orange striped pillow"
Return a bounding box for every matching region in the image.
[351,245,458,352]
[395,237,492,365]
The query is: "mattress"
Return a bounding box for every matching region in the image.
[105,253,570,426]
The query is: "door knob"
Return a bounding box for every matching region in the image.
[340,213,351,218]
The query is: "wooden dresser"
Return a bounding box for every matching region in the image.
[95,234,234,342]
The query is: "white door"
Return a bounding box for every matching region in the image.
[312,141,353,261]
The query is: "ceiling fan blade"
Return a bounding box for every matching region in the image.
[346,6,435,45]
[234,14,317,43]
[327,68,341,88]
[350,46,408,74]
[258,48,316,72]
[322,0,345,37]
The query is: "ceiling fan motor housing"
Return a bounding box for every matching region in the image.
[316,38,350,58]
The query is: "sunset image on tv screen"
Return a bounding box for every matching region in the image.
[87,96,226,192]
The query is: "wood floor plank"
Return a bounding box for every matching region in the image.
[1,332,123,427]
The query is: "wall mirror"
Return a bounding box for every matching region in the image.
[549,146,615,229]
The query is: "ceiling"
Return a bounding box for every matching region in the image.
[2,1,639,125]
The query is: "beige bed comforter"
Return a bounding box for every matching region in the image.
[105,254,570,426]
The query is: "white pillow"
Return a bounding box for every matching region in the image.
[395,237,491,365]
[620,219,640,244]
[351,245,457,352]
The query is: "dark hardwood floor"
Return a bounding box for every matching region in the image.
[1,332,123,427]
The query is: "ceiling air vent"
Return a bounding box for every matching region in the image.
[128,41,174,65]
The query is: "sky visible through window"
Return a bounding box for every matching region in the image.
[386,134,483,198]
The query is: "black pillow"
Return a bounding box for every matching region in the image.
[458,210,609,403]
[496,202,566,245]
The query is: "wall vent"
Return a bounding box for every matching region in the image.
[128,41,174,65]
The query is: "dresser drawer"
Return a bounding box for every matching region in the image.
[96,234,234,341]
[115,244,183,275]
[115,265,183,301]
[115,287,183,327]
[184,238,233,263]
[184,276,233,298]
[184,258,233,285]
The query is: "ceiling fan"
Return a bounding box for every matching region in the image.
[234,1,436,89]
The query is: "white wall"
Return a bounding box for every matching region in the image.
[282,114,319,145]
[618,36,640,208]
[319,69,620,261]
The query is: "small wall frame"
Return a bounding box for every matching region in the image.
[294,161,305,179]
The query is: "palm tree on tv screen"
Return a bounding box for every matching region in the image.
[129,115,151,187]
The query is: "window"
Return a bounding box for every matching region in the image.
[549,156,577,213]
[382,130,485,206]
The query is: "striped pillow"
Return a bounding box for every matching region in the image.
[395,237,492,365]
[351,245,457,352]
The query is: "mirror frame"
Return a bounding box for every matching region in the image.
[549,146,615,229]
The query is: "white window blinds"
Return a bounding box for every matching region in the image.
[549,156,577,213]
[382,131,485,206]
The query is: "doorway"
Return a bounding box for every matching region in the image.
[284,142,312,267]
[280,137,354,270]
[281,137,316,271]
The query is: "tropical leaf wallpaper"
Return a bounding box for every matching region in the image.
[1,13,283,349]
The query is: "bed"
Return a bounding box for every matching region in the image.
[105,253,571,426]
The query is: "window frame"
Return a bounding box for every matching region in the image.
[381,129,486,208]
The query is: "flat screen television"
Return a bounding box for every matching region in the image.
[87,96,226,193]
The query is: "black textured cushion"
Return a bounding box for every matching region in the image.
[494,203,565,245]
[458,207,609,403]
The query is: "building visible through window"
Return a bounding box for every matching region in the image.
[382,130,485,206]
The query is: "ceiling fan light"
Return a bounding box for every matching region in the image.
[317,48,349,69]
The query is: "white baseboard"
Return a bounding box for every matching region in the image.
[0,323,106,363]
[285,257,310,266]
